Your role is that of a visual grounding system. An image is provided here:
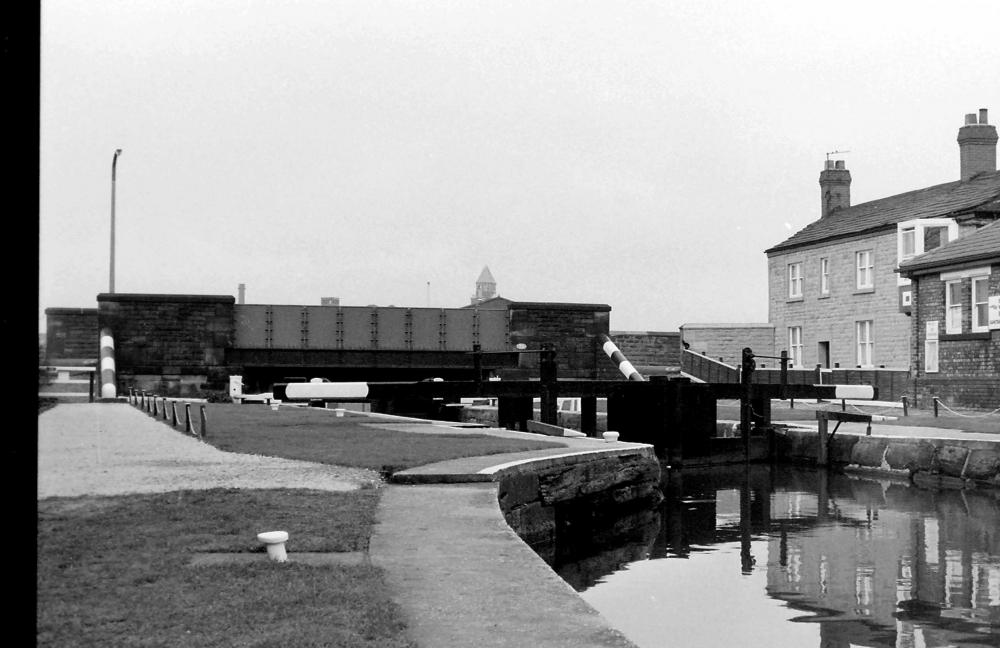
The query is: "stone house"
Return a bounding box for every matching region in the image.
[898,220,1000,408]
[765,109,1000,371]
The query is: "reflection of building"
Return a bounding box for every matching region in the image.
[764,482,1000,648]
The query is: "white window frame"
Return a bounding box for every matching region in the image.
[972,275,989,332]
[924,320,939,373]
[819,257,830,295]
[856,250,874,290]
[945,280,963,334]
[788,263,803,299]
[900,227,916,260]
[856,320,873,367]
[788,326,803,368]
[897,218,960,287]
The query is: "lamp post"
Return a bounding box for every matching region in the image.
[110,148,123,293]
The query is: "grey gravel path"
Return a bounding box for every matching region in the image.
[37,403,379,499]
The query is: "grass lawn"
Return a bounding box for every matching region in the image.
[37,488,415,648]
[198,403,566,476]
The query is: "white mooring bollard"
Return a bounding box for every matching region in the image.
[257,531,289,562]
[603,431,620,443]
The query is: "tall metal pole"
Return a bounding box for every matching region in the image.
[110,149,122,293]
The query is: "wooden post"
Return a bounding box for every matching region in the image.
[841,399,846,412]
[152,396,159,417]
[199,405,208,438]
[933,397,939,417]
[816,413,829,466]
[171,401,178,427]
[539,344,558,425]
[89,373,95,403]
[581,395,597,437]
[162,398,170,421]
[185,403,194,435]
[740,347,755,462]
[901,396,908,417]
[472,344,483,391]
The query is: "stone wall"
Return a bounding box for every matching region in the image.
[768,229,912,369]
[44,308,99,364]
[608,330,681,367]
[507,302,617,379]
[776,429,1000,489]
[496,447,662,547]
[679,323,775,366]
[97,293,235,397]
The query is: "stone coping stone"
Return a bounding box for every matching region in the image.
[391,442,656,485]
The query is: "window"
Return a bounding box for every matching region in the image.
[945,280,963,334]
[788,263,802,299]
[900,227,916,259]
[819,257,830,294]
[972,276,989,332]
[924,320,939,373]
[788,327,802,367]
[856,250,874,290]
[856,320,873,367]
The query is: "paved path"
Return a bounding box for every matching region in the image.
[37,403,376,498]
[775,419,1000,442]
[37,402,639,648]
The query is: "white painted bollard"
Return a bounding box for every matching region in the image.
[257,531,289,562]
[99,328,117,398]
[603,431,620,443]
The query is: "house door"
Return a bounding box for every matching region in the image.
[818,341,830,369]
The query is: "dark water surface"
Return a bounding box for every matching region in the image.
[544,466,1000,648]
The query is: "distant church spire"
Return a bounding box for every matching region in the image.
[471,266,497,305]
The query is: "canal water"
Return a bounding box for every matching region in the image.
[543,466,1000,648]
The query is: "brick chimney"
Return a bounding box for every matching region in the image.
[958,108,998,181]
[819,159,851,218]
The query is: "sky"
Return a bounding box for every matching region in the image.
[38,0,1000,333]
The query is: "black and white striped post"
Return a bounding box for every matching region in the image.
[99,328,117,398]
[600,335,645,381]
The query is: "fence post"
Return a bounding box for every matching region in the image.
[162,398,170,421]
[841,399,846,412]
[199,405,208,438]
[901,396,908,417]
[185,403,194,434]
[89,373,95,403]
[152,397,159,417]
[815,365,822,403]
[933,397,939,417]
[171,401,179,427]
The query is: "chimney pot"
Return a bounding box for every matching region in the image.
[834,160,845,170]
[824,160,835,170]
[958,108,998,181]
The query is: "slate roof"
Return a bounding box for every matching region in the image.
[766,170,1000,254]
[898,219,1000,276]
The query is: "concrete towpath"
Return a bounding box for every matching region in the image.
[38,403,641,648]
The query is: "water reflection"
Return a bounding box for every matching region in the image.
[543,466,1000,648]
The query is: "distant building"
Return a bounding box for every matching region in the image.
[765,109,1000,370]
[470,266,498,306]
[320,297,340,307]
